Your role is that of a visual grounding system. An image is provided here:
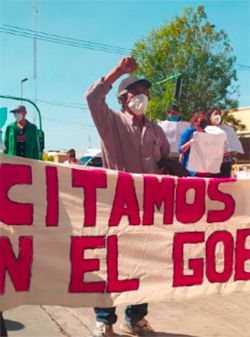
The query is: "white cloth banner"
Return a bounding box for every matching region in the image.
[0,153,250,311]
[158,121,190,154]
[219,124,244,154]
[188,132,226,173]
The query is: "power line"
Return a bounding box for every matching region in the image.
[0,25,130,55]
[1,25,250,71]
[37,98,89,110]
[43,116,95,128]
[235,63,250,71]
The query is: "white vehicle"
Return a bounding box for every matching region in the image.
[80,148,102,167]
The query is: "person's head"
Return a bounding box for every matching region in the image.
[208,108,222,126]
[117,76,151,117]
[67,148,76,162]
[10,105,27,123]
[190,111,208,131]
[166,104,181,122]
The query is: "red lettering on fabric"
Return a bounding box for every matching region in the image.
[46,166,59,226]
[109,172,140,226]
[176,178,206,223]
[69,236,105,293]
[72,169,107,227]
[173,232,204,286]
[206,231,233,283]
[0,164,33,225]
[0,236,33,294]
[106,235,139,292]
[207,179,235,223]
[143,176,175,225]
[235,229,250,281]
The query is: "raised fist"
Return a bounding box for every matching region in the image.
[117,56,138,74]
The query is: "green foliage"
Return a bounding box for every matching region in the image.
[43,152,55,162]
[132,5,245,129]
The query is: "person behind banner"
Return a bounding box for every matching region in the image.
[178,111,209,176]
[158,104,190,162]
[3,105,40,160]
[63,148,81,166]
[2,104,40,337]
[86,56,170,336]
[166,104,182,122]
[207,108,244,178]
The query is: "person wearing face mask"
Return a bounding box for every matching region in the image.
[86,57,170,337]
[3,105,40,159]
[63,148,81,166]
[166,104,182,122]
[178,111,209,176]
[86,56,169,175]
[208,108,244,177]
[158,105,191,161]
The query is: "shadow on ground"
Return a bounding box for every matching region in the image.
[4,319,25,331]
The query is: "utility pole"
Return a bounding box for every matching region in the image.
[20,78,28,103]
[33,0,38,124]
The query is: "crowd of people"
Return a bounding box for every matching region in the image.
[0,55,245,337]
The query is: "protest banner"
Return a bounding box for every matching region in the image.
[0,153,250,311]
[188,131,227,173]
[158,121,190,154]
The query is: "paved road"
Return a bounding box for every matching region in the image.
[3,292,250,337]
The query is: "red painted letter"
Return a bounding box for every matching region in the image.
[0,164,33,225]
[173,232,204,287]
[206,231,233,283]
[0,236,33,294]
[46,166,59,226]
[143,176,175,225]
[107,235,139,292]
[72,169,107,227]
[235,229,250,281]
[69,236,105,293]
[176,178,206,223]
[207,179,235,223]
[109,172,140,226]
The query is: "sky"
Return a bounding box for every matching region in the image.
[0,0,250,153]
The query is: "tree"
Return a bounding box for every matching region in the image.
[132,6,245,130]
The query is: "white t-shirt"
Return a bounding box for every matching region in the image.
[63,159,81,166]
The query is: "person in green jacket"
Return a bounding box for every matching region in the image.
[4,105,40,159]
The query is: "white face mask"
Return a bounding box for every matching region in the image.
[14,112,23,122]
[128,94,149,116]
[211,114,221,125]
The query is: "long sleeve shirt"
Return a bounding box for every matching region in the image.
[86,79,170,174]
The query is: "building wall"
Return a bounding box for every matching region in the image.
[233,107,250,130]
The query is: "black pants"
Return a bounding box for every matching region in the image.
[211,161,232,178]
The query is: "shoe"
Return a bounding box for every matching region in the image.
[91,321,114,337]
[120,319,155,336]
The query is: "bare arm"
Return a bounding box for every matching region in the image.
[180,138,194,153]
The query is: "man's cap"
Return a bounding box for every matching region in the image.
[117,76,151,97]
[9,105,27,113]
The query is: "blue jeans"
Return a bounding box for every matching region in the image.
[94,304,148,325]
